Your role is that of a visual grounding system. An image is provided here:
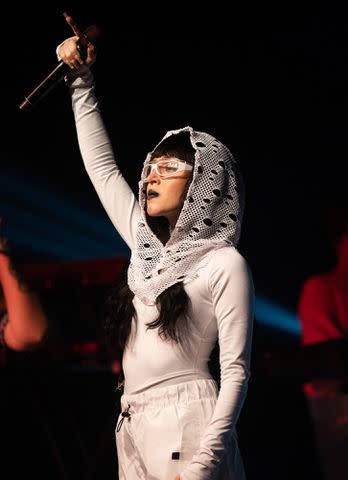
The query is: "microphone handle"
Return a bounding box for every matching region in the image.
[19,61,69,112]
[18,24,98,112]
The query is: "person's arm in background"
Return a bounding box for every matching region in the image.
[0,235,48,351]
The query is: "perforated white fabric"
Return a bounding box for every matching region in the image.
[128,126,245,306]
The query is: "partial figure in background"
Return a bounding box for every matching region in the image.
[0,218,48,361]
[298,195,348,480]
[57,34,254,480]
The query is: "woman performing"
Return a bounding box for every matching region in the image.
[57,35,254,480]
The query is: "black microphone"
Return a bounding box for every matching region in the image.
[19,25,99,112]
[19,61,70,112]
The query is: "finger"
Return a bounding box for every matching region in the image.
[65,57,81,70]
[86,45,97,65]
[59,37,79,62]
[69,59,82,69]
[74,50,84,65]
[65,46,84,68]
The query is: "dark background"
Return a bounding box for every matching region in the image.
[3,2,345,312]
[1,2,346,479]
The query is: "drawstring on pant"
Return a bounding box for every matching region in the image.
[116,404,131,432]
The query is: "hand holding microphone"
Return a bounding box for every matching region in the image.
[19,12,99,112]
[57,34,97,70]
[59,12,97,68]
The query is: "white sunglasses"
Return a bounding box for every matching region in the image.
[142,158,193,180]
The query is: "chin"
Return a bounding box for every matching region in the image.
[146,208,164,217]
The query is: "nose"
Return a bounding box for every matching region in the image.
[146,167,160,183]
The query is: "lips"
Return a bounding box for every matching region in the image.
[147,189,159,200]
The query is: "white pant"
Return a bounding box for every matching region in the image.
[115,378,245,479]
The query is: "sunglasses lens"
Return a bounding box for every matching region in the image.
[157,161,178,176]
[143,160,183,180]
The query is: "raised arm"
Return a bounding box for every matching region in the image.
[58,37,141,249]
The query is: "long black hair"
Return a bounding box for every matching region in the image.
[104,131,196,350]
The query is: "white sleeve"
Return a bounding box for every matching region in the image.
[69,69,141,249]
[181,250,254,480]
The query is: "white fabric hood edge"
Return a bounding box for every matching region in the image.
[127,126,245,306]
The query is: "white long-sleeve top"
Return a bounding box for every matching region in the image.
[69,71,254,479]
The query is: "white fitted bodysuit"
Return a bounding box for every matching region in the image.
[69,70,254,480]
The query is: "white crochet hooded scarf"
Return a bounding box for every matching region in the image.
[127,126,245,306]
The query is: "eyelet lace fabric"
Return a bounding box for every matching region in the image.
[128,126,245,306]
